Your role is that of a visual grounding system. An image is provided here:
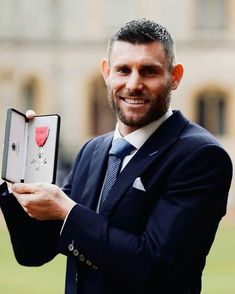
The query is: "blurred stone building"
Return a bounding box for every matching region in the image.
[0,0,234,208]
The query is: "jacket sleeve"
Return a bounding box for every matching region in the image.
[57,144,233,290]
[0,181,62,266]
[0,141,90,266]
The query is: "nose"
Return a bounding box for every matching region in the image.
[126,71,143,91]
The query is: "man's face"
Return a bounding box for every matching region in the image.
[102,41,181,135]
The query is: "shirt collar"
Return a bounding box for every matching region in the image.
[113,108,173,150]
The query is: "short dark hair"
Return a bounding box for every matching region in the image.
[108,19,175,69]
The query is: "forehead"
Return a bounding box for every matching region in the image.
[109,41,168,67]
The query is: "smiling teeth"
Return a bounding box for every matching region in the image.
[125,98,145,104]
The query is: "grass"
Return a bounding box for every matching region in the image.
[202,219,235,294]
[0,219,234,293]
[0,223,66,294]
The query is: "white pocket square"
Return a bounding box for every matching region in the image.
[132,177,146,192]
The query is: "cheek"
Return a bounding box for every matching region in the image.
[147,82,164,95]
[109,76,127,91]
[148,79,171,95]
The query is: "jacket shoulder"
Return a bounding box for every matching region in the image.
[180,121,223,147]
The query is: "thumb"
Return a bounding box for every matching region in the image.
[26,109,36,120]
[12,183,36,194]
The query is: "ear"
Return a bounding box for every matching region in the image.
[101,58,110,84]
[171,64,184,90]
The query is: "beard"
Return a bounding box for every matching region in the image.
[107,81,172,129]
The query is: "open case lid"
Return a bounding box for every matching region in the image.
[1,108,60,184]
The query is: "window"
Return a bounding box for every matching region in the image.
[196,89,227,135]
[196,0,228,30]
[22,78,37,111]
[90,74,116,136]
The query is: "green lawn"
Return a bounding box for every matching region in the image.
[0,225,66,294]
[202,221,235,294]
[0,220,234,293]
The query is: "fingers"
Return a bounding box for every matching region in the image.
[11,183,38,212]
[10,182,74,220]
[25,109,36,120]
[11,183,48,219]
[12,183,38,194]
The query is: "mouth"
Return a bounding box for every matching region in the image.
[120,97,149,105]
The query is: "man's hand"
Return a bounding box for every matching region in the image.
[26,109,36,120]
[11,183,76,221]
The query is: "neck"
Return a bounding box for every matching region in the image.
[117,120,141,136]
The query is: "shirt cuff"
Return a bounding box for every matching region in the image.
[60,203,78,235]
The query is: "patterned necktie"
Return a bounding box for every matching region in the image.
[100,138,135,207]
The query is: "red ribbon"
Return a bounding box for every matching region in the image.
[35,127,49,147]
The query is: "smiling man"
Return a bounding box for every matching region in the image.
[0,19,233,294]
[103,24,182,136]
[102,40,179,135]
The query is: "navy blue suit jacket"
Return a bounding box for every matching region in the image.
[0,111,233,294]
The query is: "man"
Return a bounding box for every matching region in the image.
[0,19,233,294]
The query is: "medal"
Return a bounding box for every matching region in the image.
[31,126,50,171]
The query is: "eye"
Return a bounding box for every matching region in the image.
[116,66,131,74]
[140,66,158,76]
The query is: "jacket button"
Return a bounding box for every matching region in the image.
[79,254,85,262]
[86,260,92,266]
[92,265,98,270]
[68,243,74,251]
[73,249,79,256]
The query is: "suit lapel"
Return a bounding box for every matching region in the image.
[79,133,113,210]
[99,111,189,217]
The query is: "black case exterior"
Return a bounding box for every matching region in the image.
[1,108,60,184]
[1,109,12,181]
[2,110,11,180]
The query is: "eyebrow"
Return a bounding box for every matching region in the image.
[113,63,163,70]
[141,64,163,70]
[113,63,129,69]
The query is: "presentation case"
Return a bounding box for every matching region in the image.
[1,108,60,184]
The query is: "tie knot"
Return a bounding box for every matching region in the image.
[109,138,135,158]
